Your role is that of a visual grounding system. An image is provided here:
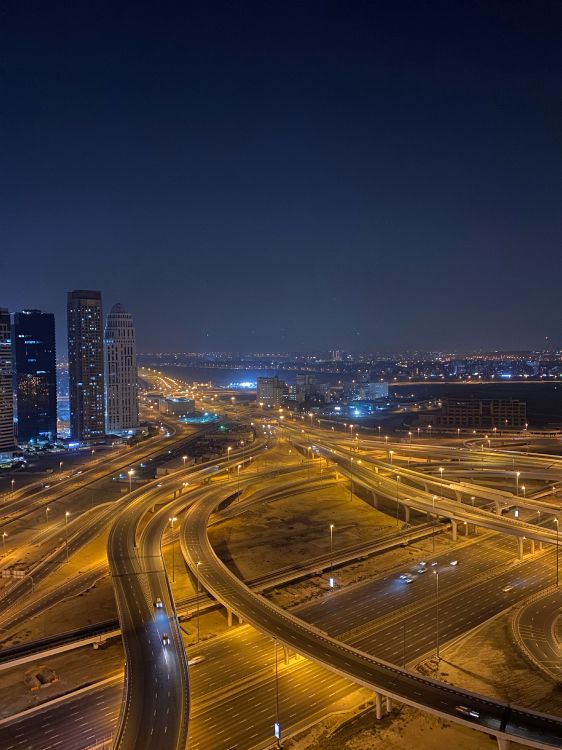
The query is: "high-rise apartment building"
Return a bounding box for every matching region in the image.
[0,309,15,455]
[256,376,287,408]
[13,310,57,442]
[367,381,389,400]
[67,290,105,442]
[434,398,527,429]
[104,303,139,433]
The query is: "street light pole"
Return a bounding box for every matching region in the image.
[554,516,560,586]
[274,639,281,747]
[65,511,70,562]
[196,560,202,642]
[434,569,440,660]
[349,458,354,502]
[128,469,134,493]
[169,517,177,583]
[329,523,334,588]
[1,532,7,555]
[439,467,444,499]
[432,495,437,552]
[516,471,520,497]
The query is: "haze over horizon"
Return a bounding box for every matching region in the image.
[3,1,562,353]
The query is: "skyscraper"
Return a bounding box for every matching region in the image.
[67,290,105,442]
[13,310,57,442]
[0,308,15,456]
[104,303,139,433]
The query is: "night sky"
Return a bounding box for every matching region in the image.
[3,1,562,354]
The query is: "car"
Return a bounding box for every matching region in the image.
[399,574,409,580]
[162,633,170,646]
[430,561,438,566]
[502,584,514,593]
[455,705,480,719]
[450,560,459,566]
[154,597,163,608]
[419,561,427,566]
[415,567,427,574]
[404,576,414,584]
[188,655,205,666]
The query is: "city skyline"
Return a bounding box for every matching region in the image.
[4,2,562,353]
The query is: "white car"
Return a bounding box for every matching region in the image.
[450,560,459,566]
[502,584,514,593]
[154,597,163,609]
[162,633,170,646]
[456,705,479,719]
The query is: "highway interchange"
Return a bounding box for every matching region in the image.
[0,378,561,750]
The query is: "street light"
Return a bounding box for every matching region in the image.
[389,450,394,465]
[554,516,559,586]
[432,495,437,552]
[395,475,401,525]
[408,431,412,443]
[45,506,50,522]
[182,455,187,467]
[65,511,70,562]
[521,485,526,498]
[237,464,242,497]
[128,469,134,492]
[439,467,444,499]
[516,471,521,497]
[11,479,15,495]
[2,532,7,555]
[434,569,440,660]
[59,461,63,473]
[196,560,202,642]
[329,524,335,588]
[169,517,178,583]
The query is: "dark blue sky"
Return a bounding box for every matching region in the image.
[2,1,562,353]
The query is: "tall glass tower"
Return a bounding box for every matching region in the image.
[13,310,57,442]
[67,290,105,442]
[104,303,139,433]
[0,308,15,455]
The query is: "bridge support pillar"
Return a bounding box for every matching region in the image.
[463,522,469,536]
[451,520,457,542]
[404,506,411,524]
[496,737,510,750]
[283,646,289,665]
[385,695,392,713]
[227,608,233,627]
[454,490,462,502]
[517,537,524,561]
[374,692,383,720]
[537,541,542,551]
[530,540,535,554]
[494,501,502,514]
[371,491,378,508]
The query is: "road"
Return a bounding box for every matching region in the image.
[180,473,562,750]
[513,588,562,683]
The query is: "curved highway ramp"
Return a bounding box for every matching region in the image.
[180,481,562,750]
